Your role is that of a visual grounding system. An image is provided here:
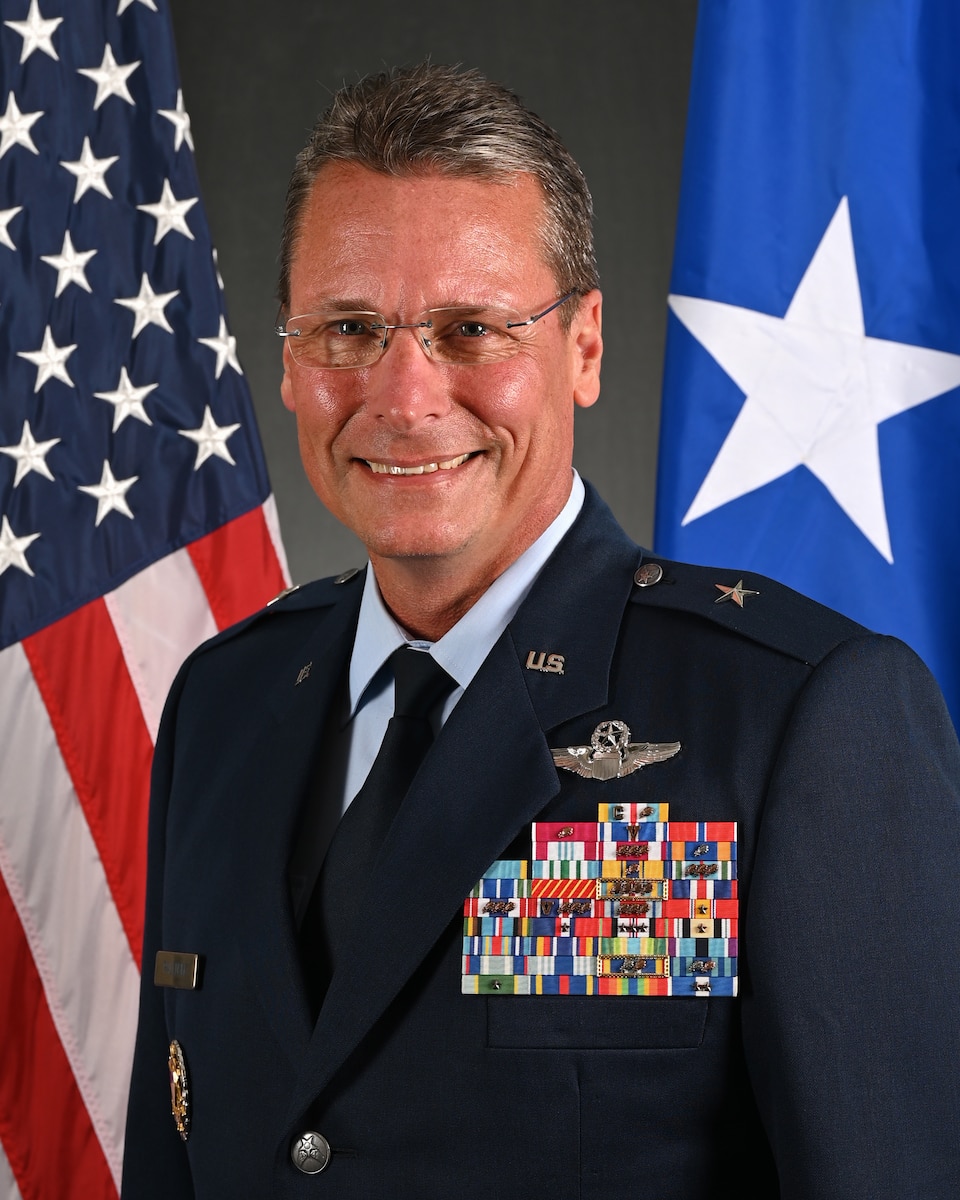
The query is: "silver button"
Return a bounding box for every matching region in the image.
[634,562,663,588]
[291,1131,331,1174]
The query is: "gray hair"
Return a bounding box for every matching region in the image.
[278,63,598,325]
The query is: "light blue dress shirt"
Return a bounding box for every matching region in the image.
[341,471,585,811]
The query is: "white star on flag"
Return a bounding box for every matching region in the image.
[0,515,40,577]
[77,45,140,109]
[94,367,156,430]
[40,231,97,296]
[198,315,242,378]
[0,92,43,159]
[0,420,60,486]
[158,89,193,151]
[4,0,62,63]
[668,197,960,563]
[137,178,197,244]
[118,0,157,11]
[179,406,241,469]
[78,460,138,525]
[60,136,119,202]
[17,325,77,391]
[0,205,23,250]
[114,272,178,336]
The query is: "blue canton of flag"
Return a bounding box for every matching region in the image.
[655,1,960,728]
[0,0,272,649]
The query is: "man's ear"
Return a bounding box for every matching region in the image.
[280,347,296,412]
[572,289,602,409]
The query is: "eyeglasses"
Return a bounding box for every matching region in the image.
[275,291,577,369]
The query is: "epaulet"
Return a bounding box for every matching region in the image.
[187,566,365,658]
[629,555,867,667]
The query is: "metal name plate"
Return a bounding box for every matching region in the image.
[154,950,201,990]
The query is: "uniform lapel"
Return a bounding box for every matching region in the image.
[229,582,363,1065]
[288,486,643,1110]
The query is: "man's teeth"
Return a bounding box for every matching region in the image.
[367,453,472,475]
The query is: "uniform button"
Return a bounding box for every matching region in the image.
[634,562,663,588]
[291,1131,331,1174]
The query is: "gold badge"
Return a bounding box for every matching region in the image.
[168,1039,190,1141]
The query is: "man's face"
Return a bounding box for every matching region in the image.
[281,163,602,583]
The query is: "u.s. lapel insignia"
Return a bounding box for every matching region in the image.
[168,1040,190,1141]
[714,579,759,607]
[551,720,680,780]
[526,650,565,674]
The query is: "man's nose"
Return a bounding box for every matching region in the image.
[364,324,452,430]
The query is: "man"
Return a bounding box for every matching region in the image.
[122,64,960,1199]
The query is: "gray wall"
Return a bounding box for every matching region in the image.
[168,1,698,585]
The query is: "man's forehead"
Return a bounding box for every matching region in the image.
[288,164,555,304]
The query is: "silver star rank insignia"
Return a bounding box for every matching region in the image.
[714,579,760,607]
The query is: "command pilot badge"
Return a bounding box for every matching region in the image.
[168,1039,190,1142]
[551,720,680,780]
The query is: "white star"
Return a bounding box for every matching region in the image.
[77,45,140,109]
[17,325,77,392]
[118,0,157,11]
[0,206,23,250]
[0,515,40,577]
[94,366,156,430]
[178,406,241,469]
[158,89,193,151]
[668,197,960,563]
[4,0,61,62]
[114,273,178,337]
[40,231,97,296]
[60,136,118,202]
[78,460,138,525]
[0,93,43,159]
[0,421,60,486]
[137,178,197,244]
[198,316,242,378]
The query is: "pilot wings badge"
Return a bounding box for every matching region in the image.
[551,720,680,781]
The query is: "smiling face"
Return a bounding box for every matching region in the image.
[281,163,602,597]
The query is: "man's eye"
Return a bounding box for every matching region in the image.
[333,319,371,336]
[455,321,489,338]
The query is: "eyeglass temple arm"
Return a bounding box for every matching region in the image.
[505,290,578,329]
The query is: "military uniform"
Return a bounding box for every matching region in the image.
[122,483,960,1199]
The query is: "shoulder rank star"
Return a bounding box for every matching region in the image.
[551,720,680,781]
[714,579,759,607]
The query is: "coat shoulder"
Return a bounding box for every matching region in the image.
[629,554,868,668]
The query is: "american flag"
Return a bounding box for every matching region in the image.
[0,2,289,1196]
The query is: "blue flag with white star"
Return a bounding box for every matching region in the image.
[655,0,960,729]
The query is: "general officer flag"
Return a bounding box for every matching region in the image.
[0,2,289,1196]
[655,0,960,729]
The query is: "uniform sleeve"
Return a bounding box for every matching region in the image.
[121,664,195,1199]
[741,634,960,1198]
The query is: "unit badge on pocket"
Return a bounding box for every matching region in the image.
[462,802,737,997]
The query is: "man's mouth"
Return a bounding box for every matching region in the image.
[364,452,476,476]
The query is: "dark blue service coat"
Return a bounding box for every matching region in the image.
[122,484,960,1199]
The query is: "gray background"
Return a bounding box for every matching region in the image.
[168,1,698,585]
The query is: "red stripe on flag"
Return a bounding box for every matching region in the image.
[187,506,288,631]
[23,601,152,967]
[0,875,118,1200]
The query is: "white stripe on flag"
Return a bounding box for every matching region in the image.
[262,494,292,586]
[0,1144,24,1200]
[0,643,139,1191]
[105,546,218,744]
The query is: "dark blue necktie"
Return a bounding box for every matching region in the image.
[301,646,455,1011]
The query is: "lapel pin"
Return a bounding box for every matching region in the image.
[714,579,760,607]
[551,720,680,781]
[526,650,565,674]
[295,661,312,686]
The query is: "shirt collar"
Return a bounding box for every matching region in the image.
[348,470,585,717]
